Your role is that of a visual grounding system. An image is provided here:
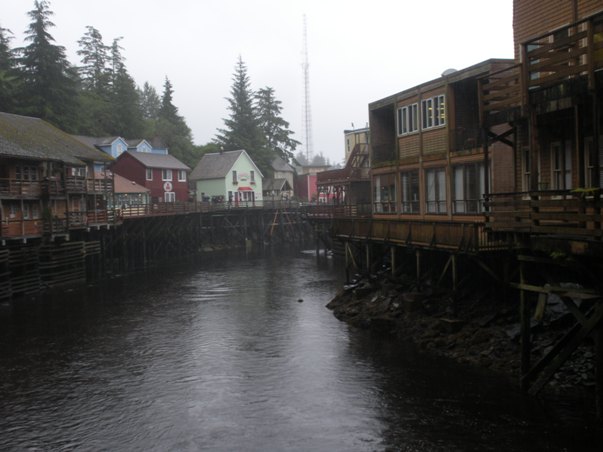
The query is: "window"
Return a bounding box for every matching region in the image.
[373,173,396,213]
[551,142,572,190]
[164,192,176,202]
[250,170,255,184]
[232,170,238,184]
[584,137,603,189]
[146,168,153,181]
[15,165,39,181]
[421,95,445,130]
[162,169,173,181]
[178,170,186,182]
[452,163,486,214]
[400,171,419,214]
[425,168,447,214]
[522,147,531,191]
[70,167,86,177]
[397,103,418,135]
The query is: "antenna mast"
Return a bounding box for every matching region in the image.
[302,15,313,162]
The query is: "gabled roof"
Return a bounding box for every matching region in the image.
[120,150,190,170]
[272,156,294,173]
[113,173,150,194]
[0,113,112,165]
[189,149,263,181]
[263,178,292,191]
[72,135,124,148]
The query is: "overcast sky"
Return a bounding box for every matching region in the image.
[3,0,513,164]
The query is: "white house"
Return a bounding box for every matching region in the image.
[190,150,264,204]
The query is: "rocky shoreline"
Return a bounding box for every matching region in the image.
[326,269,596,394]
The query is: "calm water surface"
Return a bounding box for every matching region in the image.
[0,251,600,451]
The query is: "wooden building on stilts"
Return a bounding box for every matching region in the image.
[307,0,603,412]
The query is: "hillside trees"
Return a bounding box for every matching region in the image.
[216,57,299,176]
[255,86,299,163]
[15,0,79,131]
[0,26,19,112]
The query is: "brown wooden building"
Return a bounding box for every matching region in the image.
[0,112,113,242]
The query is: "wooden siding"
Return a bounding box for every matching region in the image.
[399,134,420,159]
[514,0,603,59]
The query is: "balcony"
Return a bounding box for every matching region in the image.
[485,189,602,239]
[0,179,42,198]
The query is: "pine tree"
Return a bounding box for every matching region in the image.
[255,86,299,163]
[15,0,79,130]
[77,25,110,94]
[215,57,270,174]
[106,37,144,137]
[156,77,196,166]
[139,82,161,120]
[0,25,18,112]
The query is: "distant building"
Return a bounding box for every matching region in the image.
[189,150,263,205]
[110,151,190,203]
[113,173,150,207]
[263,157,295,200]
[294,163,330,202]
[343,126,369,165]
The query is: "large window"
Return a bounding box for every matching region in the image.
[400,170,419,214]
[421,95,446,130]
[164,192,176,202]
[584,137,603,188]
[551,142,572,190]
[162,169,173,181]
[452,162,485,214]
[397,103,419,135]
[15,165,39,181]
[425,168,447,214]
[373,174,396,213]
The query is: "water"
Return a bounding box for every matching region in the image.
[0,250,600,451]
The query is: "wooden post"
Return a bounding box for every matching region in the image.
[520,260,531,390]
[451,254,457,292]
[416,249,421,289]
[596,326,603,421]
[365,243,371,273]
[390,246,396,275]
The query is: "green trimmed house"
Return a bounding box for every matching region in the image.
[190,150,263,205]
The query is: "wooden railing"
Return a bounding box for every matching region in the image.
[0,179,42,197]
[479,64,522,120]
[524,13,603,92]
[485,189,602,238]
[330,218,503,253]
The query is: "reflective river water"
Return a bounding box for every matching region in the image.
[0,251,600,451]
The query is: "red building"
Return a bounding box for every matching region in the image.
[110,151,190,203]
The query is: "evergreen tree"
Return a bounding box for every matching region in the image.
[139,82,161,120]
[255,86,299,163]
[215,57,270,174]
[155,77,196,167]
[0,25,19,112]
[76,25,110,94]
[15,0,79,130]
[75,25,112,135]
[104,37,144,137]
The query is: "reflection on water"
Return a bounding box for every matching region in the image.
[0,251,600,451]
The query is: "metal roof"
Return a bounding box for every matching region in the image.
[122,150,190,170]
[190,150,246,180]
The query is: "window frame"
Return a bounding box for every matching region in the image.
[178,170,186,182]
[425,167,447,214]
[397,103,419,136]
[146,168,153,181]
[400,170,419,214]
[162,169,173,182]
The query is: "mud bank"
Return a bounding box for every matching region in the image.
[327,271,596,393]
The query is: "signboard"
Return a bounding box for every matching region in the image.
[163,181,173,192]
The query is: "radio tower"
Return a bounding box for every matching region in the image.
[302,15,313,162]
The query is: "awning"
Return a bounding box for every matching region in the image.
[237,186,253,191]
